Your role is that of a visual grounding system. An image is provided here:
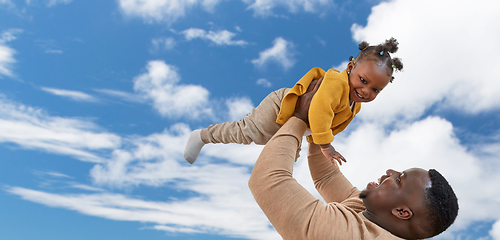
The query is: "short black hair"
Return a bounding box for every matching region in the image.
[424,169,459,236]
[350,37,404,82]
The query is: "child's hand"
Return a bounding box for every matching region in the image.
[319,144,346,166]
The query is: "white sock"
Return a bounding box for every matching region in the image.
[184,129,205,164]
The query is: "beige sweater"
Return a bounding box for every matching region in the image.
[249,117,403,240]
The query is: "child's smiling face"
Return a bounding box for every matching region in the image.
[347,60,391,103]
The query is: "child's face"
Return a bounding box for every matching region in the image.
[347,60,391,103]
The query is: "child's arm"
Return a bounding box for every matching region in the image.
[319,143,346,166]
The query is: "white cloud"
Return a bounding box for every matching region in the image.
[332,60,349,72]
[133,60,212,119]
[251,37,296,71]
[242,0,333,16]
[225,97,254,121]
[44,49,63,54]
[349,0,500,124]
[0,45,16,77]
[151,37,176,51]
[93,89,146,103]
[0,96,121,162]
[41,87,98,102]
[181,28,248,46]
[324,116,500,238]
[69,184,105,192]
[118,0,224,24]
[46,0,72,7]
[43,171,72,178]
[0,29,22,78]
[8,113,498,239]
[0,0,14,7]
[344,0,500,237]
[35,39,64,54]
[117,0,336,23]
[256,78,272,87]
[491,220,500,240]
[5,184,280,240]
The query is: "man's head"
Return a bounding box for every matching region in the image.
[360,168,458,239]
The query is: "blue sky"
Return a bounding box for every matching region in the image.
[1,0,500,239]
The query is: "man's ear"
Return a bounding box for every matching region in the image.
[391,207,413,220]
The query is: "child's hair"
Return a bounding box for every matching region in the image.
[349,37,403,82]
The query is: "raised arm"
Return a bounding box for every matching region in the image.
[248,80,367,239]
[308,142,360,203]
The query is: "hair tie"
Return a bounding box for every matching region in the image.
[379,50,384,56]
[392,64,397,69]
[390,76,395,83]
[349,56,355,61]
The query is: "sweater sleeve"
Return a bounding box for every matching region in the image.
[249,117,365,240]
[307,142,360,203]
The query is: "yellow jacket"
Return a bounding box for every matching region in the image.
[276,67,361,144]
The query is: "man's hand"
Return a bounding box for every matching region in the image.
[292,77,323,125]
[319,144,347,166]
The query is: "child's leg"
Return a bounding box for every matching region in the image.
[184,88,289,164]
[201,87,289,145]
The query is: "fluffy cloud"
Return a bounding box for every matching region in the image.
[93,89,146,103]
[133,60,212,119]
[150,37,176,51]
[0,96,121,162]
[0,0,14,7]
[46,0,72,7]
[117,0,334,23]
[6,182,280,240]
[225,97,254,121]
[491,220,500,240]
[181,28,248,46]
[118,0,223,24]
[315,115,500,239]
[41,87,98,102]
[85,123,282,239]
[349,0,500,124]
[251,37,296,71]
[243,0,333,16]
[256,78,272,87]
[0,29,22,78]
[346,0,500,238]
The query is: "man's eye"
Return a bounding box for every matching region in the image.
[373,88,380,93]
[397,176,401,183]
[360,77,367,84]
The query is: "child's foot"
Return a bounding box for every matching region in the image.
[184,129,205,164]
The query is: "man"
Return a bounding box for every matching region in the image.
[248,79,458,240]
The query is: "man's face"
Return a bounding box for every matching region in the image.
[360,168,431,213]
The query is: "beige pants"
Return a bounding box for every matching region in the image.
[200,88,289,145]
